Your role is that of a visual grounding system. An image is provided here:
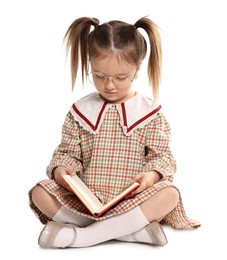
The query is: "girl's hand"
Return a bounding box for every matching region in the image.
[128,171,161,197]
[53,166,76,190]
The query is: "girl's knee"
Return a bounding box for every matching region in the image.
[31,185,61,218]
[32,185,49,207]
[165,187,180,206]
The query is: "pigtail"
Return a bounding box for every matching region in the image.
[64,17,99,90]
[134,17,162,100]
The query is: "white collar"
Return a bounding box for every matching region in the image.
[70,92,162,136]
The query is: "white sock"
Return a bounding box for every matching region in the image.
[72,206,149,247]
[53,206,94,227]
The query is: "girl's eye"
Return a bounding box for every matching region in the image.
[94,73,105,80]
[115,76,127,81]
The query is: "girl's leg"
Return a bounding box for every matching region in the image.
[117,187,179,243]
[140,187,180,222]
[39,205,149,248]
[32,185,61,219]
[38,186,179,248]
[32,185,94,227]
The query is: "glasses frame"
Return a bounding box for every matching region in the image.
[87,71,136,88]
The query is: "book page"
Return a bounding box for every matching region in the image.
[62,175,103,213]
[95,182,140,216]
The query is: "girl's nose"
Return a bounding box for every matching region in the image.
[104,78,116,90]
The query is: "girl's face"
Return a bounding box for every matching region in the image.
[90,55,138,104]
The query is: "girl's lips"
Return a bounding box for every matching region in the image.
[104,91,117,94]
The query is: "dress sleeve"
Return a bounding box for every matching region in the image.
[143,113,176,182]
[46,111,83,179]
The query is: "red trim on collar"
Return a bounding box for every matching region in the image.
[95,102,107,129]
[72,103,107,131]
[121,103,127,127]
[127,105,162,132]
[72,100,161,134]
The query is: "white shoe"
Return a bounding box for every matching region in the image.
[117,221,168,246]
[38,221,76,248]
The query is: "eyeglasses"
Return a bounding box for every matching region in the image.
[87,71,134,88]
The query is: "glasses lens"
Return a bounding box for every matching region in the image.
[88,72,106,86]
[112,76,131,88]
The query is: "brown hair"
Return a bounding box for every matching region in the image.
[64,16,162,100]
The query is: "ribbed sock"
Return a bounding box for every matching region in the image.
[47,206,149,248]
[72,206,149,247]
[52,206,94,227]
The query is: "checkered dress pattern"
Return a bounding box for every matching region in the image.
[29,94,200,229]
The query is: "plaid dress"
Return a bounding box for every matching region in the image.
[29,92,200,229]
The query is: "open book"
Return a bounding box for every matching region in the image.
[62,174,140,217]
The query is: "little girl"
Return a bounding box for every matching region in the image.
[29,16,200,248]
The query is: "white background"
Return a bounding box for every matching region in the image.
[1,0,227,259]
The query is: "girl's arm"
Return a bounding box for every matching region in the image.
[129,113,176,195]
[142,112,176,183]
[46,111,83,179]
